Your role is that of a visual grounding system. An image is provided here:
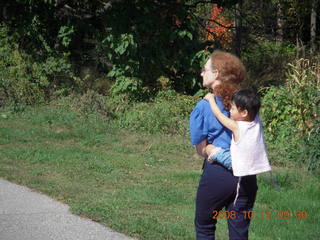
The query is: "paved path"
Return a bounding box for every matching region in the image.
[0,179,136,240]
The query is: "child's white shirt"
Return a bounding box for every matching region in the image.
[231,115,271,177]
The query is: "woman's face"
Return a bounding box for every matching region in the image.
[201,58,221,89]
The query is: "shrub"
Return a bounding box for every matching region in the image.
[0,24,77,108]
[261,58,320,169]
[115,90,199,135]
[53,90,115,120]
[242,41,296,89]
[303,121,320,171]
[51,89,198,136]
[109,76,148,102]
[0,25,47,107]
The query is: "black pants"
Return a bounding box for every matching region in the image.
[195,161,258,240]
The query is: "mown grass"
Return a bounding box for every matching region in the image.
[0,105,319,240]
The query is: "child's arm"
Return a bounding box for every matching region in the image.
[204,93,238,134]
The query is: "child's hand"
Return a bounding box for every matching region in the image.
[205,144,216,156]
[204,93,215,101]
[205,144,221,163]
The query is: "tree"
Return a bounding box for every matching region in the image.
[2,0,318,102]
[276,1,284,44]
[234,0,242,57]
[205,4,233,50]
[310,0,317,54]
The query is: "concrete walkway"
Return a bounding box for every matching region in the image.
[0,179,136,240]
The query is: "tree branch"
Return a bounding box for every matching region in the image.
[97,0,115,11]
[200,17,235,29]
[184,1,212,8]
[189,11,222,41]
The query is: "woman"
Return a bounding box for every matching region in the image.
[190,50,258,240]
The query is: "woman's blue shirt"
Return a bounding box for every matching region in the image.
[189,97,232,148]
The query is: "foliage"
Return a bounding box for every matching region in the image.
[261,58,320,169]
[242,41,296,89]
[115,90,199,135]
[205,4,233,50]
[48,88,198,136]
[1,0,320,102]
[58,25,75,47]
[1,0,223,98]
[303,122,320,171]
[109,76,147,102]
[98,1,207,95]
[0,25,47,107]
[59,90,115,120]
[0,23,80,108]
[239,0,320,51]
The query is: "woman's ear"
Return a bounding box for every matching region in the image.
[214,69,219,78]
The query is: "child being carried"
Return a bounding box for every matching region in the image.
[204,88,271,177]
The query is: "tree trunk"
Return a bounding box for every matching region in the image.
[234,0,243,57]
[310,0,317,54]
[276,2,283,44]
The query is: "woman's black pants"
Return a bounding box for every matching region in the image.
[195,161,258,240]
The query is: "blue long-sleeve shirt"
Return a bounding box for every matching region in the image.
[189,97,232,149]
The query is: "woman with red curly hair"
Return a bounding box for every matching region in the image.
[190,50,257,240]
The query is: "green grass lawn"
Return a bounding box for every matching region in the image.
[0,105,319,240]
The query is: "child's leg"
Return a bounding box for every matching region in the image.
[209,148,232,170]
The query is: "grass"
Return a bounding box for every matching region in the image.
[0,105,319,240]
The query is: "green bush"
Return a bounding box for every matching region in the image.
[242,41,296,89]
[0,24,77,108]
[109,76,148,102]
[261,84,305,166]
[48,89,198,136]
[303,122,320,171]
[52,90,115,120]
[0,25,47,107]
[261,58,320,169]
[115,90,199,135]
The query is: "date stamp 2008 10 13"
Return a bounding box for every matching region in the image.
[211,210,308,220]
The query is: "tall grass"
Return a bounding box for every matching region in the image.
[261,58,320,170]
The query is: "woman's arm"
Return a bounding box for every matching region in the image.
[190,100,221,159]
[195,139,208,158]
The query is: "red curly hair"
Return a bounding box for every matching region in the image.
[210,50,246,109]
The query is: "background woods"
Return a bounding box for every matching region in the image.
[0,0,319,167]
[0,0,319,95]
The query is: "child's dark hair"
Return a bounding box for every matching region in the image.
[232,88,261,121]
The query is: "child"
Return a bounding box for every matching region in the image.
[204,88,271,177]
